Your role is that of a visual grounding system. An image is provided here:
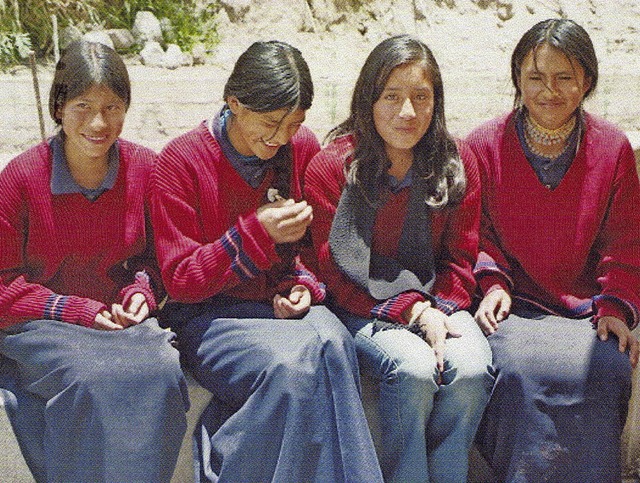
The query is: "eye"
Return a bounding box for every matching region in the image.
[414,93,429,102]
[383,93,399,101]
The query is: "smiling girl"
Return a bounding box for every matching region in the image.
[150,40,382,482]
[0,41,188,482]
[467,19,640,482]
[305,35,493,482]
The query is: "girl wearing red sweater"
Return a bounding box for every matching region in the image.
[150,41,382,482]
[304,35,493,482]
[467,19,640,482]
[0,41,187,482]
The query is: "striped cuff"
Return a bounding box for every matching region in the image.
[221,225,262,281]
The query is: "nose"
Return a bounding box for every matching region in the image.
[399,97,416,119]
[89,110,107,130]
[545,78,560,95]
[265,124,290,146]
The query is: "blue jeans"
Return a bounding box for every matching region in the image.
[335,308,493,483]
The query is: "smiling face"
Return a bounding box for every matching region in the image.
[226,97,306,160]
[58,83,126,166]
[519,43,591,130]
[373,62,434,167]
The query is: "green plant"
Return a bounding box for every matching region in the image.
[0,0,220,67]
[0,31,32,67]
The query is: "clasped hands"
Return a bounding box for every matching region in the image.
[93,292,149,331]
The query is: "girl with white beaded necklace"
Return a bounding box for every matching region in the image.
[467,18,640,482]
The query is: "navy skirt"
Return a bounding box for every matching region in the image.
[476,311,632,483]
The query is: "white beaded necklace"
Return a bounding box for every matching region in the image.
[524,114,576,160]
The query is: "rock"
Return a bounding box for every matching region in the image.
[191,42,208,65]
[139,41,165,67]
[219,0,252,22]
[163,44,192,69]
[59,25,83,50]
[107,29,136,51]
[132,11,163,44]
[82,30,115,49]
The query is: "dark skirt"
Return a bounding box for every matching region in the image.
[163,297,383,483]
[0,318,189,483]
[476,311,632,483]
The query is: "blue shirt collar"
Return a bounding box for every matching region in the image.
[209,107,275,189]
[50,132,120,200]
[388,167,413,193]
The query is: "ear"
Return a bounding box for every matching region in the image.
[227,96,241,114]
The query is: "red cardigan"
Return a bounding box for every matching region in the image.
[150,121,325,304]
[466,111,640,328]
[304,134,481,324]
[0,139,160,329]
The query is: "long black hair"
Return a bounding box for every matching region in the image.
[224,40,313,199]
[328,34,465,210]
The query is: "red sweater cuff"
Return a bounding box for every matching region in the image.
[478,274,510,296]
[62,297,107,328]
[119,271,158,312]
[371,291,426,324]
[237,212,279,269]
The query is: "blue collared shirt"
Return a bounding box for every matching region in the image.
[49,133,120,201]
[209,107,275,188]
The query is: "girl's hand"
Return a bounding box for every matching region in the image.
[597,316,640,368]
[93,310,123,331]
[415,307,461,378]
[257,198,313,244]
[474,289,512,335]
[273,285,311,319]
[111,293,150,328]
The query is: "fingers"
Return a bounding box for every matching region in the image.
[596,321,609,341]
[497,296,512,322]
[597,316,639,368]
[124,294,150,323]
[272,287,312,319]
[474,307,497,335]
[258,200,313,244]
[93,311,123,331]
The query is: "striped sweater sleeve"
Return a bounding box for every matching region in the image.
[0,150,106,328]
[150,132,281,303]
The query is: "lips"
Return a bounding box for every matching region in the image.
[83,134,110,144]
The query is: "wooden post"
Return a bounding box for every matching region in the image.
[29,52,46,142]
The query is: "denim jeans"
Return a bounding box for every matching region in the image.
[335,308,493,483]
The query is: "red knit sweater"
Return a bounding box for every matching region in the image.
[466,111,640,328]
[150,121,325,304]
[0,139,161,329]
[304,134,480,324]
